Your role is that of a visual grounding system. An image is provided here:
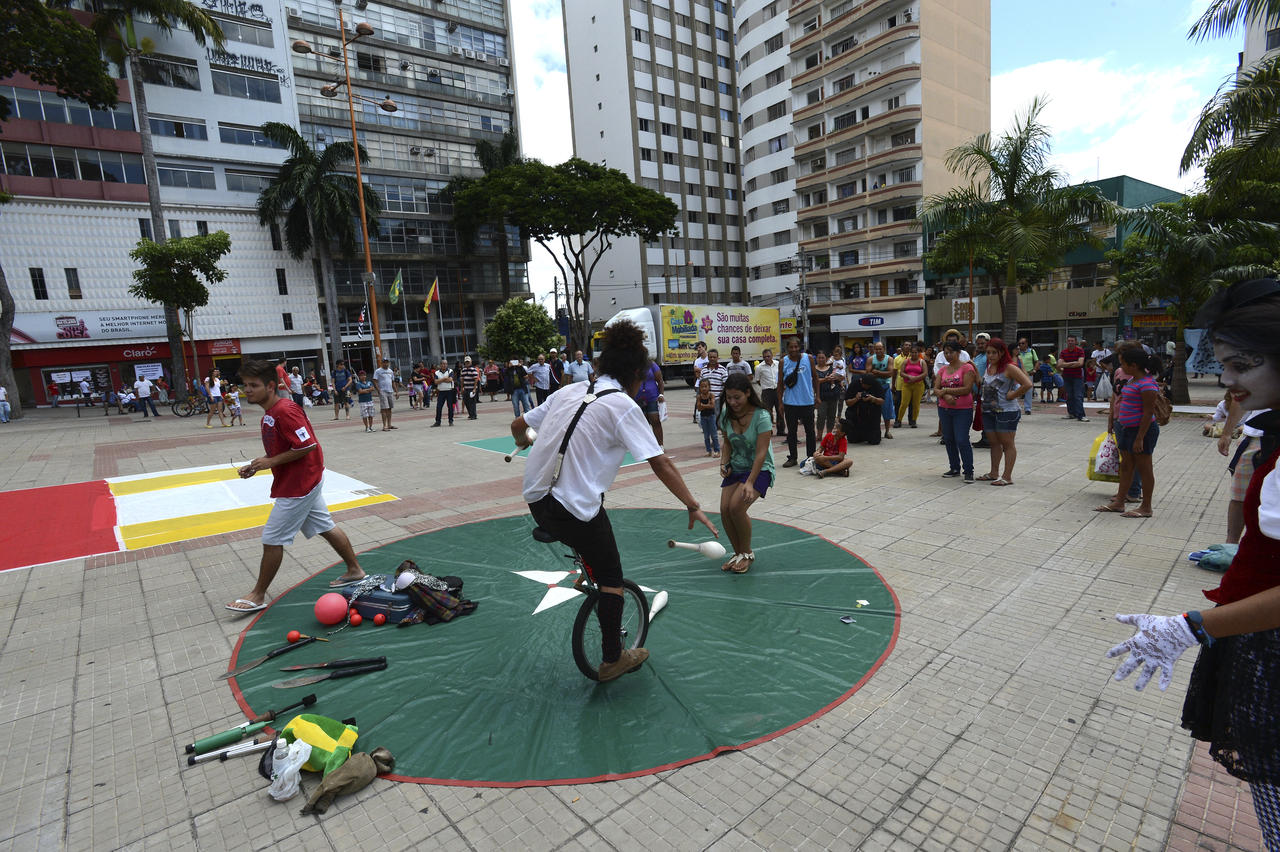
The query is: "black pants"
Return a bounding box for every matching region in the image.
[785,403,816,460]
[529,494,624,661]
[535,387,550,406]
[761,388,778,432]
[434,389,455,424]
[462,389,477,419]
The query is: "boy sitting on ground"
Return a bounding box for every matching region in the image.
[809,419,853,478]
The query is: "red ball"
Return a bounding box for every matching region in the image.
[373,613,386,626]
[286,630,302,643]
[314,593,349,626]
[349,612,363,627]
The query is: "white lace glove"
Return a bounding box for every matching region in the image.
[1106,613,1198,691]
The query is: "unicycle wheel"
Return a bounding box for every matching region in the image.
[571,579,650,681]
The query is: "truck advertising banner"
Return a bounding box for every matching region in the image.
[658,305,781,366]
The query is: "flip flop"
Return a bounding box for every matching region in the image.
[731,552,754,574]
[976,473,999,481]
[721,554,741,572]
[224,599,267,614]
[328,576,365,589]
[990,478,1012,486]
[1121,510,1152,518]
[1094,504,1125,513]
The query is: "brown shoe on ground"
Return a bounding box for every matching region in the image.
[597,647,649,682]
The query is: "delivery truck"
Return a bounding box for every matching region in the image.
[597,304,783,385]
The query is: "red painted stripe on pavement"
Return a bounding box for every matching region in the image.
[0,480,120,571]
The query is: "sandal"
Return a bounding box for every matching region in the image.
[990,478,1012,486]
[1094,503,1125,513]
[976,473,999,481]
[731,552,754,573]
[721,554,742,572]
[1121,510,1152,518]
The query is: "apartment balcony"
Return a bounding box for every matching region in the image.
[791,22,920,89]
[796,104,922,157]
[793,64,921,126]
[800,219,919,255]
[803,179,921,222]
[791,0,909,54]
[796,142,922,194]
[809,292,925,316]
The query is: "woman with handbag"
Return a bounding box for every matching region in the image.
[1095,346,1162,518]
[895,344,928,428]
[1106,278,1280,851]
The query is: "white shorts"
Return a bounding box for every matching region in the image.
[262,481,334,546]
[359,401,375,418]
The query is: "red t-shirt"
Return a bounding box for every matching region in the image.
[820,432,847,456]
[260,398,324,498]
[275,364,288,390]
[1058,346,1085,378]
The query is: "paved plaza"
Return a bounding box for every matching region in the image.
[0,381,1264,851]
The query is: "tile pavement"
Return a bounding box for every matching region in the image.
[0,381,1267,850]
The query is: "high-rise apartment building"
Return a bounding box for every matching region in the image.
[285,0,527,364]
[563,0,747,322]
[564,0,989,345]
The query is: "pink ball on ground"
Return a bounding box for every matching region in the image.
[314,592,349,626]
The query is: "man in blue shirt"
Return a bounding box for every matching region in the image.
[330,359,353,421]
[564,350,594,384]
[780,337,818,467]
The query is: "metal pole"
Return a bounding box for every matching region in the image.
[400,294,412,366]
[798,253,810,351]
[967,249,974,343]
[458,276,468,355]
[338,7,381,361]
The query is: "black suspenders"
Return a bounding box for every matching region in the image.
[550,379,621,487]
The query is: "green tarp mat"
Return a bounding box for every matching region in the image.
[228,510,898,786]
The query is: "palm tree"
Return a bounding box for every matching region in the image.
[1102,198,1273,402]
[918,98,1120,343]
[447,130,523,301]
[255,122,381,370]
[75,0,225,399]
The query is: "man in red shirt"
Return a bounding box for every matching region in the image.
[275,357,290,399]
[225,360,365,614]
[1058,335,1089,422]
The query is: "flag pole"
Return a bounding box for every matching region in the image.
[401,295,412,366]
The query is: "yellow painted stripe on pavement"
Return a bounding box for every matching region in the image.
[118,493,396,550]
[108,467,242,496]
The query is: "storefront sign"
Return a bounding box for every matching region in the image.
[780,318,797,335]
[951,298,978,324]
[831,309,923,334]
[50,372,71,384]
[209,339,241,355]
[134,362,165,380]
[1067,311,1088,318]
[1132,314,1174,328]
[657,305,782,366]
[11,310,167,344]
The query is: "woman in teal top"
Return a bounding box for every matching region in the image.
[718,372,775,573]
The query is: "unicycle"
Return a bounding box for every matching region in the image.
[531,527,649,681]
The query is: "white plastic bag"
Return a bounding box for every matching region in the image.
[268,740,312,802]
[658,400,668,422]
[1095,372,1112,402]
[302,396,314,407]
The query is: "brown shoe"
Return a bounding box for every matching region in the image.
[597,647,649,682]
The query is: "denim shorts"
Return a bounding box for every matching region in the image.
[640,399,659,415]
[1115,420,1159,455]
[983,409,1021,433]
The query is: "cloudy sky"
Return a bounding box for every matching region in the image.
[510,0,1243,300]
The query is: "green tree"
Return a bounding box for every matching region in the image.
[72,0,225,399]
[1101,198,1272,402]
[919,98,1120,343]
[479,297,562,362]
[129,231,232,385]
[453,158,677,350]
[447,130,523,302]
[0,1,120,419]
[255,122,382,370]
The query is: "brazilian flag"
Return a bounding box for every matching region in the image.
[388,268,402,305]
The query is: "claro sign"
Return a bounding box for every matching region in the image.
[11,310,168,344]
[122,347,162,358]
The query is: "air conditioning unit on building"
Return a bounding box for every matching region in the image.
[477,52,489,63]
[497,57,510,67]
[450,46,464,56]
[286,6,299,16]
[463,49,477,59]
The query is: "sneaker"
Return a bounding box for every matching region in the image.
[1078,417,1090,423]
[597,647,649,682]
[782,457,798,468]
[430,423,441,427]
[942,469,961,477]
[963,473,974,483]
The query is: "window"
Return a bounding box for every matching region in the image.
[763,2,778,19]
[892,205,915,221]
[717,55,731,68]
[226,170,272,193]
[282,312,294,330]
[724,162,737,174]
[772,199,790,215]
[719,108,733,121]
[838,216,858,232]
[774,230,791,247]
[355,52,385,73]
[810,156,826,171]
[157,164,216,189]
[768,134,787,153]
[807,88,823,105]
[812,222,829,238]
[687,211,701,223]
[663,151,676,165]
[883,95,901,111]
[30,268,48,300]
[707,213,719,225]
[861,106,870,121]
[139,219,153,240]
[213,15,273,47]
[775,261,792,276]
[6,86,134,130]
[276,268,288,295]
[211,68,281,103]
[834,74,855,93]
[721,134,735,148]
[1269,28,1280,50]
[640,148,654,161]
[661,122,674,136]
[894,240,916,258]
[702,131,715,144]
[638,118,652,132]
[65,268,82,300]
[633,27,649,43]
[807,123,823,140]
[269,221,283,251]
[139,56,200,90]
[149,116,208,140]
[696,21,711,34]
[803,16,819,32]
[196,220,209,236]
[895,278,913,294]
[687,182,701,195]
[805,53,821,69]
[891,128,917,147]
[168,219,182,239]
[839,249,859,266]
[715,27,730,41]
[877,208,888,224]
[764,34,784,53]
[766,101,788,121]
[718,81,731,95]
[833,111,858,131]
[770,166,788,184]
[706,185,720,198]
[218,123,282,148]
[682,127,696,140]
[725,188,737,200]
[837,182,857,198]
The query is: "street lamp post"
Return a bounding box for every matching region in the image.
[795,252,810,351]
[292,6,396,366]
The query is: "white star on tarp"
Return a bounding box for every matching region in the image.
[511,570,656,615]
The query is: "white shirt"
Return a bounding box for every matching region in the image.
[0,386,7,402]
[754,360,778,390]
[1259,466,1280,540]
[1091,348,1111,362]
[133,378,153,398]
[934,350,971,374]
[207,378,222,399]
[831,359,846,385]
[79,380,91,396]
[522,375,662,522]
[725,358,752,379]
[289,373,303,394]
[372,367,396,393]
